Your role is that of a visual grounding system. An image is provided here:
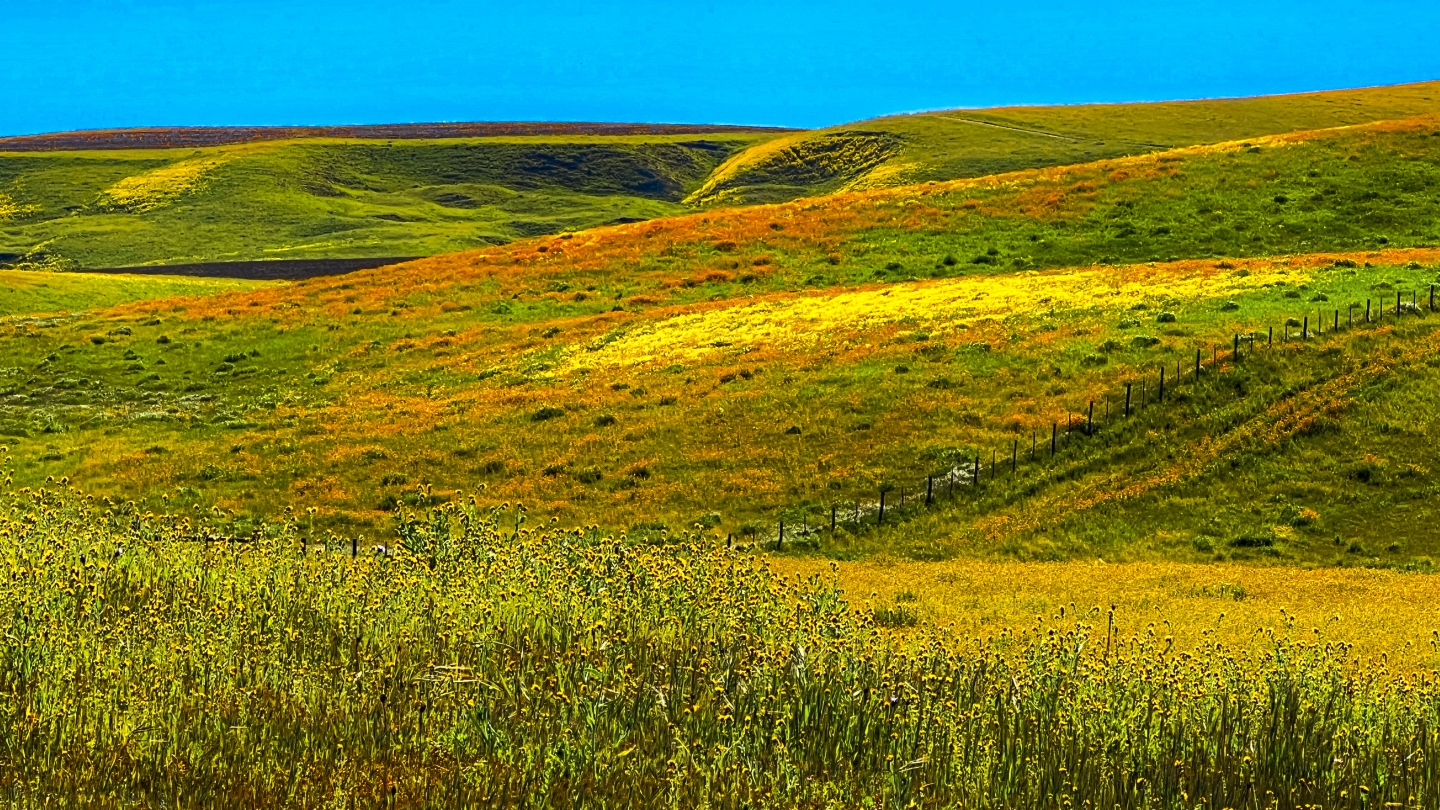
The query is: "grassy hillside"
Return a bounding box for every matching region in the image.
[0,133,777,269]
[8,82,1440,271]
[0,269,272,316]
[2,114,1438,567]
[689,80,1440,205]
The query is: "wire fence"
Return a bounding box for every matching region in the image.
[753,284,1439,550]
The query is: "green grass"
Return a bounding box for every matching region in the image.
[0,269,272,316]
[1,111,1438,566]
[5,481,1438,808]
[0,134,776,269]
[690,80,1440,205]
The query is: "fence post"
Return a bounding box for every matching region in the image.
[1316,310,1321,337]
[1431,285,1436,311]
[1397,290,1402,317]
[831,504,837,532]
[1195,348,1201,380]
[1141,379,1146,408]
[1051,423,1057,457]
[778,521,784,550]
[1268,326,1273,347]
[1125,383,1132,417]
[1159,367,1165,402]
[352,536,358,558]
[1233,333,1239,362]
[974,455,981,487]
[878,492,885,524]
[948,470,955,497]
[1302,316,1308,340]
[1334,309,1338,332]
[1087,401,1094,434]
[926,476,933,506]
[990,450,996,480]
[1366,299,1371,323]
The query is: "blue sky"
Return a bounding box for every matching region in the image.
[4,1,1438,136]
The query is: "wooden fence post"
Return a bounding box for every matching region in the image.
[352,536,358,558]
[990,450,996,480]
[1051,423,1057,457]
[926,476,933,506]
[1159,367,1165,402]
[1316,310,1321,337]
[831,504,837,532]
[1397,290,1402,317]
[1431,285,1436,311]
[778,520,784,550]
[1234,333,1240,362]
[878,491,885,524]
[1125,383,1132,417]
[1141,379,1146,408]
[1268,326,1273,347]
[1366,299,1371,323]
[1333,309,1338,332]
[1195,348,1201,380]
[1302,316,1308,340]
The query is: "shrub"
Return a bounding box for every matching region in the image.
[1220,301,1240,311]
[531,406,566,422]
[594,414,617,427]
[1130,335,1161,348]
[1156,311,1177,323]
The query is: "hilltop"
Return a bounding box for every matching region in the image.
[688,80,1440,204]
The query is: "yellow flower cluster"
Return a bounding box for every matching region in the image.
[98,157,227,213]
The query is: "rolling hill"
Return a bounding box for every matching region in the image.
[5,82,1440,271]
[0,132,780,270]
[687,80,1440,205]
[3,111,1438,566]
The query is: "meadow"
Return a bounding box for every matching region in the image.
[5,479,1440,808]
[5,85,1440,807]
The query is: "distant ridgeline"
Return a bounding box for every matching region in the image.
[0,122,797,151]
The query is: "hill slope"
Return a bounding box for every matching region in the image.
[0,133,778,269]
[688,81,1440,205]
[2,114,1438,566]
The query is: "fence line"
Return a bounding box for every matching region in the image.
[759,286,1438,550]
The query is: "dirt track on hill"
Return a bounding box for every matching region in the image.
[83,257,419,280]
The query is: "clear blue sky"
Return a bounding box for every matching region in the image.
[4,1,1438,136]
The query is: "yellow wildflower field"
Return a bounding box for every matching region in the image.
[774,556,1440,669]
[566,259,1302,372]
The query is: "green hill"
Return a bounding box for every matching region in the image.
[2,113,1439,565]
[687,80,1440,205]
[0,133,778,270]
[6,82,1440,271]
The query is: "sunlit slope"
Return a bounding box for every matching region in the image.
[689,80,1440,205]
[1,116,1438,564]
[0,269,272,316]
[0,132,780,269]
